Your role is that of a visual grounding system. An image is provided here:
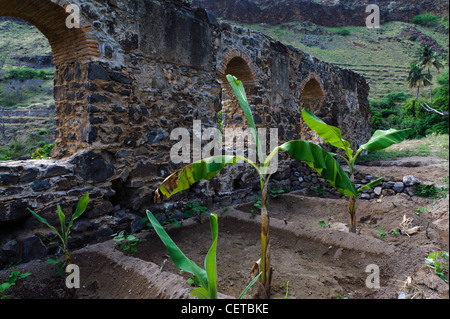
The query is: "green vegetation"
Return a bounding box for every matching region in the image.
[412,13,440,27]
[113,231,146,256]
[357,133,449,163]
[425,251,449,282]
[370,44,448,139]
[5,67,48,81]
[231,19,448,101]
[153,75,357,298]
[302,108,408,232]
[31,141,55,159]
[146,211,261,299]
[0,270,31,299]
[338,28,351,36]
[146,211,219,299]
[27,193,89,269]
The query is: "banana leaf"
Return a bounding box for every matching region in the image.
[278,140,358,197]
[146,210,219,299]
[357,177,384,192]
[301,109,353,159]
[226,75,264,162]
[356,128,411,153]
[155,155,244,201]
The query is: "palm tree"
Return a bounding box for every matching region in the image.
[415,45,444,103]
[406,63,432,107]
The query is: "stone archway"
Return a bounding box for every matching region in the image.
[218,49,258,130]
[299,73,326,144]
[0,0,100,158]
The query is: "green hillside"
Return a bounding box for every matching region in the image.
[231,20,449,101]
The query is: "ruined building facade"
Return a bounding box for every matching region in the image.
[0,0,370,265]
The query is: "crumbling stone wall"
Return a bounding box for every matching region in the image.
[0,0,371,266]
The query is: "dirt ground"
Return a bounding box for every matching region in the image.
[0,155,448,299]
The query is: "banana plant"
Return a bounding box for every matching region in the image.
[302,108,410,232]
[28,193,89,267]
[146,210,262,299]
[153,75,357,298]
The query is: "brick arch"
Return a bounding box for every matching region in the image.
[0,0,99,65]
[218,49,258,87]
[299,73,326,99]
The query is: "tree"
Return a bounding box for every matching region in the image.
[406,63,432,107]
[415,45,444,104]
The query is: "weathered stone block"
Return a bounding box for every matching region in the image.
[69,151,115,182]
[31,180,52,192]
[87,63,110,81]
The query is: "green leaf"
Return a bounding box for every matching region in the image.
[46,257,61,264]
[57,205,66,241]
[66,193,89,240]
[226,75,263,161]
[27,208,63,244]
[204,214,218,299]
[156,155,242,200]
[146,210,208,289]
[357,129,410,153]
[278,140,357,197]
[0,282,13,293]
[301,109,353,159]
[18,273,31,280]
[238,272,262,299]
[357,177,384,192]
[190,287,211,299]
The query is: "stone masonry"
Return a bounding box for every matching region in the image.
[0,0,372,266]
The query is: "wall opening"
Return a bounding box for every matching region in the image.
[0,0,99,159]
[218,50,257,134]
[0,17,56,161]
[299,74,326,144]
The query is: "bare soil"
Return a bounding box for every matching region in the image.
[1,155,448,299]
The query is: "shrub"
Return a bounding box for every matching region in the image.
[31,142,55,159]
[412,13,439,27]
[6,67,47,81]
[338,28,351,36]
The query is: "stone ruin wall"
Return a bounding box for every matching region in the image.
[0,0,371,266]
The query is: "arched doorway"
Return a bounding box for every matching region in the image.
[299,73,326,145]
[218,49,258,131]
[0,0,99,159]
[0,17,55,160]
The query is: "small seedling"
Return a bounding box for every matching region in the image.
[183,201,208,219]
[318,220,327,228]
[284,281,291,299]
[0,270,31,299]
[113,230,146,256]
[251,195,262,217]
[311,185,326,197]
[336,289,348,299]
[391,229,401,237]
[376,229,386,238]
[28,193,89,268]
[425,251,449,282]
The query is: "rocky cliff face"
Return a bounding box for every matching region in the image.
[192,0,449,27]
